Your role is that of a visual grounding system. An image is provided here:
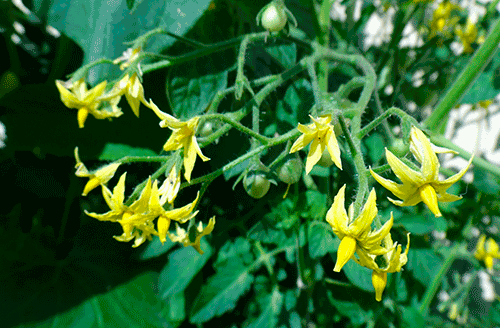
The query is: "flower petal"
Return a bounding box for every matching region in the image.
[334,235,356,272]
[386,148,425,186]
[326,129,342,170]
[349,188,377,237]
[305,138,324,174]
[326,185,349,237]
[370,168,415,200]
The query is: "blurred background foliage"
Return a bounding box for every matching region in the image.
[2,0,500,327]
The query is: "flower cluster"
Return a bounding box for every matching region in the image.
[474,235,500,271]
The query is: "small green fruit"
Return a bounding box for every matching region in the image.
[243,173,271,199]
[389,138,409,157]
[261,3,287,32]
[278,158,303,184]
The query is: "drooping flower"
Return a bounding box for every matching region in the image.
[112,73,148,117]
[85,173,155,247]
[355,233,410,301]
[149,100,210,182]
[168,216,216,254]
[474,234,500,271]
[290,115,342,174]
[56,79,122,128]
[74,147,120,196]
[326,185,394,272]
[455,19,478,54]
[370,126,473,217]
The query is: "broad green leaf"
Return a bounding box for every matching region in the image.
[284,290,297,311]
[265,43,297,70]
[168,70,228,119]
[35,0,212,83]
[302,190,327,219]
[473,167,500,195]
[276,78,312,132]
[18,272,165,328]
[341,259,374,293]
[215,237,253,266]
[327,290,372,327]
[364,133,386,164]
[461,50,500,104]
[396,214,434,235]
[159,239,212,298]
[308,222,338,258]
[400,306,426,328]
[246,288,283,328]
[189,260,254,323]
[99,143,157,161]
[162,292,185,325]
[407,248,442,285]
[139,237,176,260]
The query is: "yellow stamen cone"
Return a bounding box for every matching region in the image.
[419,184,442,217]
[372,271,387,302]
[334,236,356,272]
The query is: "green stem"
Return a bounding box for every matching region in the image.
[424,18,500,131]
[307,58,322,116]
[357,107,419,139]
[202,113,270,144]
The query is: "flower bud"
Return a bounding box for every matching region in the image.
[260,2,287,32]
[243,173,271,199]
[389,138,408,157]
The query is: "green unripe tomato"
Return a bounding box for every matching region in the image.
[389,138,409,157]
[198,121,213,138]
[317,149,334,167]
[278,158,303,184]
[261,3,287,32]
[243,173,271,199]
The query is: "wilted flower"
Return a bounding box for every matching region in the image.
[370,126,473,217]
[168,217,216,254]
[290,115,342,174]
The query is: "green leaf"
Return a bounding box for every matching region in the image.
[99,143,157,161]
[461,50,500,104]
[407,248,442,285]
[341,259,374,293]
[473,167,500,195]
[301,190,327,220]
[327,290,372,327]
[189,260,254,323]
[400,306,426,328]
[308,222,338,259]
[159,239,212,298]
[126,0,135,10]
[215,237,253,266]
[364,133,385,164]
[246,288,283,328]
[19,272,165,328]
[139,237,176,260]
[36,0,212,83]
[168,70,228,119]
[396,213,435,235]
[265,43,297,70]
[276,79,312,132]
[162,292,185,325]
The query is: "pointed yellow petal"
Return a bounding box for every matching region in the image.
[77,107,89,128]
[372,271,387,302]
[408,127,439,181]
[193,137,210,162]
[350,188,377,237]
[125,93,140,117]
[305,138,323,174]
[82,178,101,196]
[326,129,342,170]
[370,168,414,200]
[183,139,197,182]
[434,155,473,192]
[386,148,425,186]
[158,216,171,244]
[326,185,349,237]
[334,235,356,272]
[363,214,394,250]
[419,184,441,217]
[436,192,462,203]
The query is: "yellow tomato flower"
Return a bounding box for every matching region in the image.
[110,73,148,117]
[74,147,120,196]
[56,79,122,128]
[326,185,394,272]
[430,1,461,37]
[158,166,182,205]
[370,127,473,217]
[85,173,155,247]
[474,235,500,271]
[355,233,410,301]
[149,100,210,182]
[290,115,342,174]
[455,19,478,54]
[168,216,216,254]
[149,178,200,244]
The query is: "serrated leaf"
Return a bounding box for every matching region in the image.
[189,260,254,323]
[265,44,297,70]
[215,237,252,266]
[99,143,157,161]
[168,70,228,119]
[308,222,338,258]
[159,239,212,298]
[139,237,176,260]
[407,248,442,285]
[246,288,283,328]
[35,0,212,83]
[19,272,165,328]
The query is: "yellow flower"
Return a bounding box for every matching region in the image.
[168,216,216,254]
[149,100,210,182]
[455,19,478,54]
[370,126,473,217]
[74,147,120,196]
[474,235,500,271]
[56,79,122,128]
[148,176,200,244]
[355,233,410,301]
[85,173,155,247]
[430,1,461,37]
[290,115,342,174]
[111,73,148,117]
[326,185,394,272]
[113,47,142,71]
